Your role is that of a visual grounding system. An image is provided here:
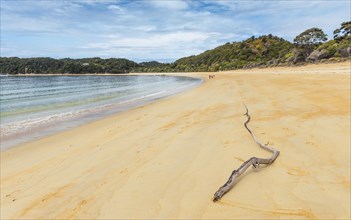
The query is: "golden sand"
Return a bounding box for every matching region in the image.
[1,61,350,219]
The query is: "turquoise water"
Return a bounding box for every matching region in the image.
[0,75,202,149]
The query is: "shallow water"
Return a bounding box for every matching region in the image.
[0,75,202,149]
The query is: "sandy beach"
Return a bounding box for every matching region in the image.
[1,61,350,219]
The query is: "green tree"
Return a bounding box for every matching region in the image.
[293,28,328,61]
[294,27,328,46]
[333,21,351,40]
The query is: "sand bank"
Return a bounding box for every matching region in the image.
[1,61,350,219]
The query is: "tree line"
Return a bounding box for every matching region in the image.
[0,57,138,74]
[1,21,350,75]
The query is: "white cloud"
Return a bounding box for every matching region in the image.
[108,4,123,11]
[149,0,188,10]
[79,31,219,61]
[1,0,350,61]
[81,0,117,5]
[85,31,212,50]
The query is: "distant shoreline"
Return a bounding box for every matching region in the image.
[1,57,349,77]
[1,73,128,76]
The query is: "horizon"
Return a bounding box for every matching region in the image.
[1,0,350,62]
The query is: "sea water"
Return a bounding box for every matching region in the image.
[0,75,202,149]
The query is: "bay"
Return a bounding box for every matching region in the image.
[0,75,202,149]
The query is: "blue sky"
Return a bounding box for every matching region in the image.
[1,0,350,62]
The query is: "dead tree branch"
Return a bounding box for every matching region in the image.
[213,104,280,202]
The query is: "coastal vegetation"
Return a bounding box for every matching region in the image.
[1,21,350,74]
[0,57,138,74]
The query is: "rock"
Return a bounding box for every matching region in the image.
[307,49,330,62]
[267,59,277,66]
[293,53,306,63]
[339,46,351,57]
[289,48,306,63]
[243,62,264,69]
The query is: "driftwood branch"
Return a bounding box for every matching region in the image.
[213,104,280,202]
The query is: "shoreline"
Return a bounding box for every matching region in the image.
[1,75,203,150]
[1,61,350,219]
[1,73,193,76]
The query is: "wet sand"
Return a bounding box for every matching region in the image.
[1,61,350,219]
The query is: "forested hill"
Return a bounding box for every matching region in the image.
[1,21,350,74]
[0,57,138,74]
[138,21,351,72]
[173,35,294,72]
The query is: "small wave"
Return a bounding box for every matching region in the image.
[118,90,166,104]
[0,75,202,149]
[0,89,168,137]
